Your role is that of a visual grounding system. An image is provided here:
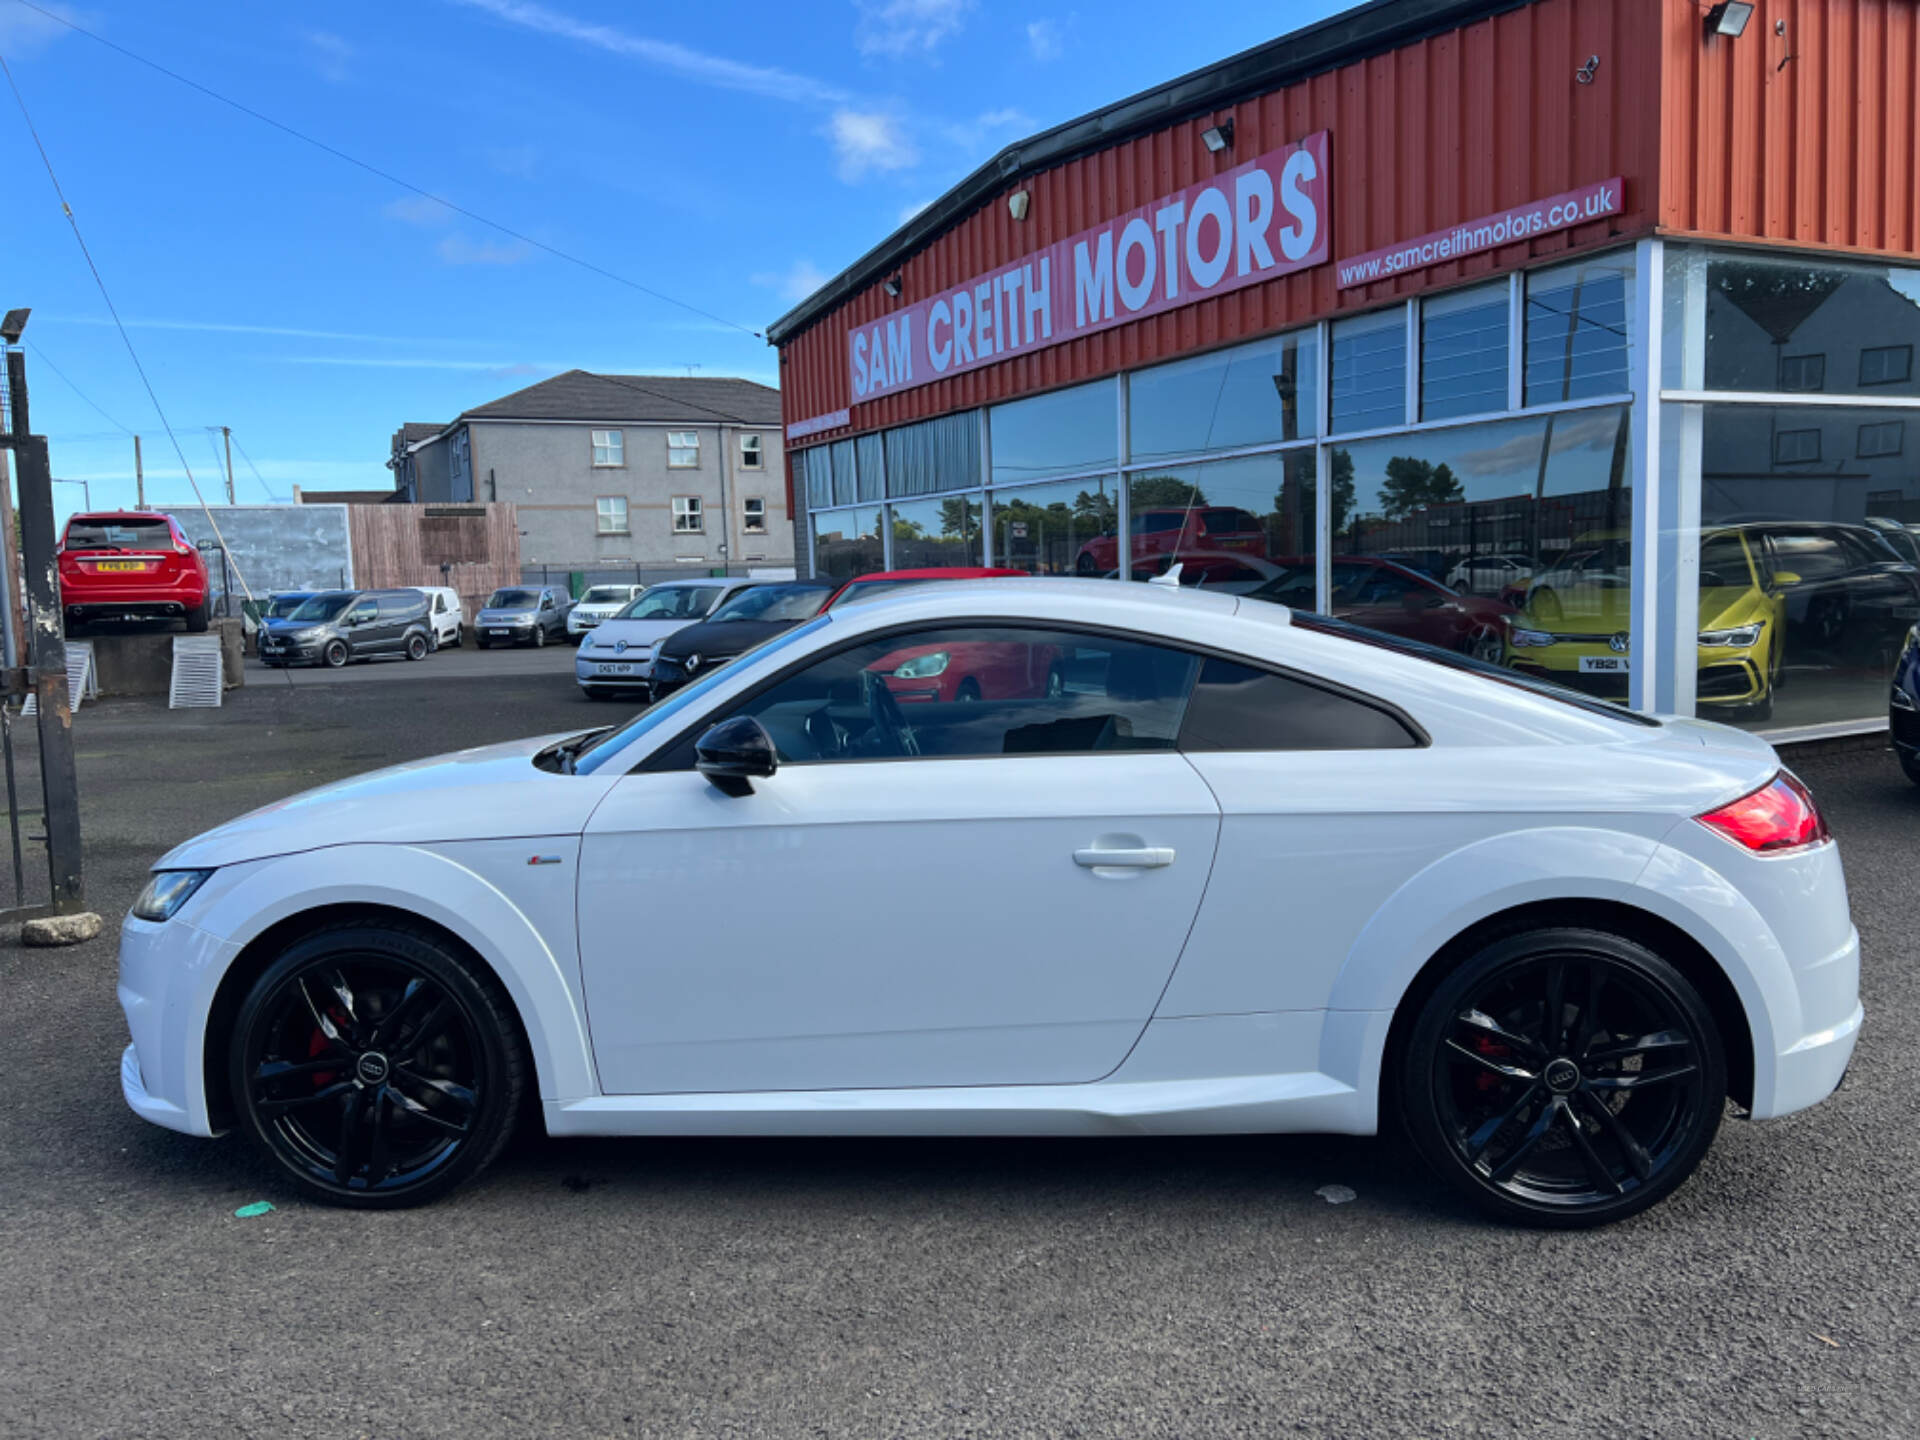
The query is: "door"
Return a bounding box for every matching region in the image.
[577,622,1222,1094]
[342,596,380,654]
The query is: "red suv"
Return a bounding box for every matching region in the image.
[57,510,211,632]
[1073,506,1266,575]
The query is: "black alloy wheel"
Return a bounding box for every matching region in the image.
[406,633,430,661]
[1401,928,1725,1228]
[322,639,349,669]
[229,922,525,1208]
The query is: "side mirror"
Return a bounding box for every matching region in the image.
[1771,570,1803,588]
[696,715,777,797]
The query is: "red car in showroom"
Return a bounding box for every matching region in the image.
[1247,554,1514,662]
[57,510,211,632]
[1072,506,1267,575]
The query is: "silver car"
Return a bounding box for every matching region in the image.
[574,578,758,699]
[475,586,572,648]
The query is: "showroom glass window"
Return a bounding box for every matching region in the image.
[1330,310,1408,433]
[1525,254,1632,404]
[989,381,1117,485]
[991,475,1119,577]
[812,506,885,581]
[715,625,1201,763]
[1125,452,1317,599]
[889,494,982,569]
[1421,283,1508,420]
[1127,330,1320,463]
[1328,407,1632,679]
[1702,255,1920,399]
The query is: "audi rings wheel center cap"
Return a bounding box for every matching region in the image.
[355,1052,391,1086]
[1544,1058,1581,1094]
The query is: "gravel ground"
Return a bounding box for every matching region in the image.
[0,676,1913,1439]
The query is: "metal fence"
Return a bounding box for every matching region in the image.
[515,563,795,598]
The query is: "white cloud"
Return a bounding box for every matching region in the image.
[0,2,79,57]
[448,0,847,105]
[384,194,455,226]
[1026,17,1065,61]
[856,0,972,58]
[302,29,353,83]
[828,110,918,182]
[938,106,1032,153]
[436,233,536,266]
[751,260,830,304]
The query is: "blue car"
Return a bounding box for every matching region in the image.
[1895,624,1920,785]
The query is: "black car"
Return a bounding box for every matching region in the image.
[259,589,435,668]
[648,581,834,697]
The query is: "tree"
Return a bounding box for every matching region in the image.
[1299,449,1356,538]
[1378,456,1462,521]
[1072,487,1117,536]
[1128,476,1207,510]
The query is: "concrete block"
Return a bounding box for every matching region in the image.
[82,619,245,698]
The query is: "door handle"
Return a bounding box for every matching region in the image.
[1073,845,1175,869]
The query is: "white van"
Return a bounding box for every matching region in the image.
[412,587,466,648]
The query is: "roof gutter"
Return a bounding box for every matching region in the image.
[765,0,1521,346]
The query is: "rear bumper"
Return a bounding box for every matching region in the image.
[1766,994,1863,1120]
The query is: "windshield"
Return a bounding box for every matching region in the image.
[266,594,311,618]
[707,585,831,623]
[63,517,173,551]
[573,615,832,775]
[581,586,632,605]
[619,586,721,621]
[487,589,538,610]
[288,594,353,623]
[828,578,933,609]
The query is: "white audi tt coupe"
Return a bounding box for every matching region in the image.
[118,579,1861,1225]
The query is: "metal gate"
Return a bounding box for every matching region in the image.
[0,313,88,920]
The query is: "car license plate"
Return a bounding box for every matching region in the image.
[94,560,151,572]
[490,629,511,637]
[1579,655,1630,674]
[596,663,633,676]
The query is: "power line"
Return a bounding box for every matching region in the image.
[224,431,282,503]
[1,42,258,606]
[8,0,767,341]
[23,339,133,433]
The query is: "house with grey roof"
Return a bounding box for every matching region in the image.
[387,373,788,571]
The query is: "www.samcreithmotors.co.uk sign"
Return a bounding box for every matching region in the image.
[848,131,1331,403]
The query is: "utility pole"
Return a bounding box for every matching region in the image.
[222,425,235,505]
[133,434,144,508]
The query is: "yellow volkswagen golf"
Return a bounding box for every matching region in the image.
[1503,528,1789,720]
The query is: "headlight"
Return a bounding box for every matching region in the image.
[1699,623,1762,648]
[892,650,951,677]
[131,869,213,922]
[1508,628,1555,649]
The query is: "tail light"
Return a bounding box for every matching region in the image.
[1695,771,1829,853]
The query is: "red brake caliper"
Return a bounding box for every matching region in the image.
[1474,1034,1509,1091]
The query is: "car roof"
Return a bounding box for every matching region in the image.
[68,510,174,523]
[846,567,1029,582]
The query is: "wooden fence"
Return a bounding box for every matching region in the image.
[347,502,521,617]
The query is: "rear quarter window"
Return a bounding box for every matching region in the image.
[1177,658,1420,752]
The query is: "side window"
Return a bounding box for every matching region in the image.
[347,600,377,625]
[710,626,1202,764]
[1178,658,1419,751]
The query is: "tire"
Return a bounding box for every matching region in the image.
[227,921,527,1209]
[1466,628,1504,665]
[476,637,490,650]
[955,678,982,703]
[405,633,429,662]
[322,639,349,669]
[185,600,210,634]
[532,625,547,649]
[1900,748,1920,788]
[581,686,608,701]
[1399,927,1726,1229]
[1075,553,1098,576]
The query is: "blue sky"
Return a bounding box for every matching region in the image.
[2,0,1348,523]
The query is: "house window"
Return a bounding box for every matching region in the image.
[591,429,624,467]
[596,496,629,534]
[672,495,704,532]
[1773,428,1822,465]
[740,434,764,469]
[743,497,767,533]
[1860,345,1913,387]
[668,431,700,468]
[1778,354,1826,392]
[1857,420,1905,458]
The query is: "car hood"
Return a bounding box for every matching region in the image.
[580,617,698,650]
[155,733,615,870]
[657,618,795,660]
[477,608,538,624]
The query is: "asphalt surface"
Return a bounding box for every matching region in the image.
[251,630,587,684]
[1,674,1915,1439]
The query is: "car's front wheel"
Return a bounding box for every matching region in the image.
[1400,927,1725,1228]
[228,921,526,1208]
[531,625,546,648]
[322,639,349,669]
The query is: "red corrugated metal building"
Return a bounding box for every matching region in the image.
[769,0,1920,737]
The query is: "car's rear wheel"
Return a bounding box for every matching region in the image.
[1400,927,1725,1228]
[185,600,210,634]
[405,633,429,661]
[322,639,349,669]
[228,922,526,1209]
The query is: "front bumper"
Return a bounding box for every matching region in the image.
[117,910,240,1138]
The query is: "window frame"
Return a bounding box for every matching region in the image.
[590,428,625,468]
[1778,353,1827,393]
[739,433,764,469]
[668,430,701,469]
[1772,427,1823,465]
[742,496,768,533]
[637,617,1429,774]
[595,495,631,535]
[1859,344,1914,387]
[1857,418,1905,459]
[671,494,704,533]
